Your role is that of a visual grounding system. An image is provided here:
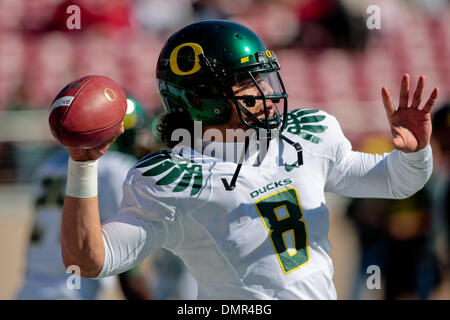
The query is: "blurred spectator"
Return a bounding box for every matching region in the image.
[234,0,301,49]
[292,0,370,51]
[346,135,392,299]
[347,135,442,299]
[45,0,135,37]
[382,187,440,300]
[204,0,254,18]
[133,0,194,36]
[430,102,450,282]
[432,102,450,164]
[191,0,228,21]
[0,142,16,183]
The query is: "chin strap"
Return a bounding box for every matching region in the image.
[221,132,304,191]
[221,137,250,191]
[279,133,303,166]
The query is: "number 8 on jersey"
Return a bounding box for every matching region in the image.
[255,187,309,273]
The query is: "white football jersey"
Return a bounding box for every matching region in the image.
[99,109,433,299]
[17,149,135,300]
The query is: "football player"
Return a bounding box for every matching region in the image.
[60,20,438,299]
[17,97,154,300]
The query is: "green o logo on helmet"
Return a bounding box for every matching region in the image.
[169,42,204,76]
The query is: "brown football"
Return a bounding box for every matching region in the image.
[49,75,127,149]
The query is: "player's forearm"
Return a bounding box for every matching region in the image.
[61,158,104,278]
[386,144,433,198]
[61,197,105,278]
[332,145,433,199]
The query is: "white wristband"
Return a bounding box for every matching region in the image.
[66,158,99,198]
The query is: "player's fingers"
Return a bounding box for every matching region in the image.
[422,87,439,113]
[410,75,425,109]
[106,123,124,145]
[114,122,125,138]
[399,74,410,109]
[95,123,124,154]
[382,87,395,119]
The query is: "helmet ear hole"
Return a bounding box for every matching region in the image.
[196,84,210,97]
[184,91,202,109]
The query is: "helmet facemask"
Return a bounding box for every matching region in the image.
[197,50,289,134]
[229,69,288,133]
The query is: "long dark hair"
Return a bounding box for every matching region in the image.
[157,108,195,149]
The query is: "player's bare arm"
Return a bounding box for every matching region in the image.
[61,126,124,278]
[382,74,439,153]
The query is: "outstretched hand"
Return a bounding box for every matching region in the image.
[382,74,439,153]
[68,123,124,161]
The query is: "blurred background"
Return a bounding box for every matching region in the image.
[0,0,449,300]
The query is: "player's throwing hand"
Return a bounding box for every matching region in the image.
[381,74,439,153]
[67,124,124,162]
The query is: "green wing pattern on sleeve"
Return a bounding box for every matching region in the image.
[284,109,328,143]
[136,150,203,196]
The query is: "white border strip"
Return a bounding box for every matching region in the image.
[50,96,74,112]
